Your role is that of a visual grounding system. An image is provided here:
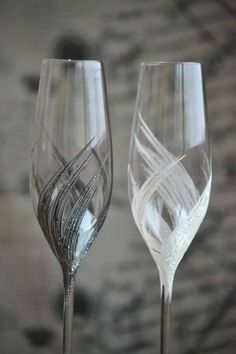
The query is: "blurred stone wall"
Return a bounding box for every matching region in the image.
[0,0,236,353]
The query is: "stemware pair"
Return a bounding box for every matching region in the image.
[30,59,211,354]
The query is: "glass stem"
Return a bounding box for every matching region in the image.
[63,274,75,354]
[159,271,173,354]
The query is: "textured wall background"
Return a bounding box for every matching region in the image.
[0,0,236,353]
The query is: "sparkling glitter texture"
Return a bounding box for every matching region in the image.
[128,111,211,296]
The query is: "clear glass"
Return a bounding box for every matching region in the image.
[128,61,212,354]
[30,59,113,354]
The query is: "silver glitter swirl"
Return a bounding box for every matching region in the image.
[37,137,110,278]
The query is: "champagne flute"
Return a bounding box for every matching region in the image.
[128,61,211,353]
[30,59,113,354]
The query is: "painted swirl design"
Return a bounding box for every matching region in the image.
[128,111,211,285]
[36,137,111,277]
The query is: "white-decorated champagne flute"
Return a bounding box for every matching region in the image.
[128,61,211,354]
[30,59,112,354]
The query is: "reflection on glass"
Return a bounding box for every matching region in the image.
[128,62,211,354]
[30,59,113,354]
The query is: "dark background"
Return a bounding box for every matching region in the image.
[0,0,236,353]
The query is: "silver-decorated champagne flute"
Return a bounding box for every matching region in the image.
[30,59,113,354]
[128,62,211,354]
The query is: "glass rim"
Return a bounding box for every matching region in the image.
[42,58,103,65]
[141,61,202,66]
